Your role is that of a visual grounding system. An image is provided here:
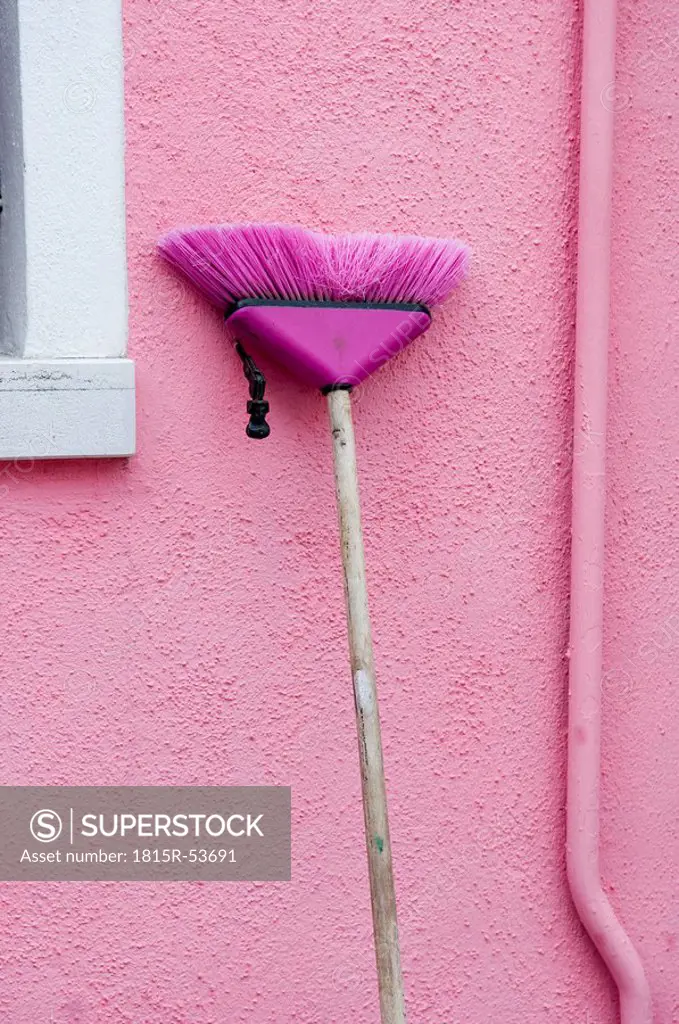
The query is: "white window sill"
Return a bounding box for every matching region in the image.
[0,358,135,459]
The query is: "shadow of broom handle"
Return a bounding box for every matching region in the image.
[327,387,407,1024]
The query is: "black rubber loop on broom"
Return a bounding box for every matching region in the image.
[234,342,270,439]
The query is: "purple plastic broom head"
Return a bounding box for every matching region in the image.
[158,223,469,390]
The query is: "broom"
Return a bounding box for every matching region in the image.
[158,222,469,1024]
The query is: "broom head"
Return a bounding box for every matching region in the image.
[158,223,469,389]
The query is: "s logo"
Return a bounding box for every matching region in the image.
[30,809,63,843]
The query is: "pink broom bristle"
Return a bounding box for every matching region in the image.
[158,222,470,310]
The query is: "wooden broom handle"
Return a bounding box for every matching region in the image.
[327,388,407,1024]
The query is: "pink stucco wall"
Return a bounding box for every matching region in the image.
[1,0,678,1021]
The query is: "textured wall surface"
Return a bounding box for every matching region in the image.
[0,0,677,1021]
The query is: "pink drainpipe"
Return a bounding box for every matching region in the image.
[567,1,652,1022]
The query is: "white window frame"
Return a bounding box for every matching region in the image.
[0,0,134,459]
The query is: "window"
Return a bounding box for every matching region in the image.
[0,0,134,458]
